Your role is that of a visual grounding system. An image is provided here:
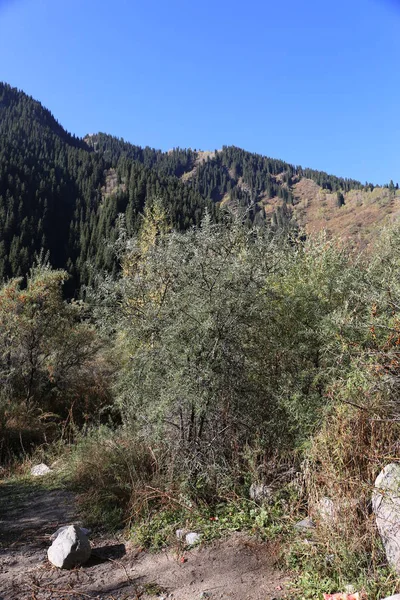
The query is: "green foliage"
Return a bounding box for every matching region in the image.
[286,225,400,600]
[89,207,370,509]
[0,83,215,291]
[287,534,397,600]
[132,497,287,551]
[0,261,109,460]
[337,191,345,207]
[3,83,400,591]
[99,210,287,495]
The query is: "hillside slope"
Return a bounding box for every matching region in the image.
[0,84,214,291]
[0,82,397,293]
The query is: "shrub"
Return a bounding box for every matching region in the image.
[92,205,366,498]
[66,426,168,529]
[0,261,112,461]
[288,224,400,599]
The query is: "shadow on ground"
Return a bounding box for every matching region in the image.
[87,543,127,566]
[0,479,76,549]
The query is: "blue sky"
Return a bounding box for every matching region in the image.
[0,0,399,184]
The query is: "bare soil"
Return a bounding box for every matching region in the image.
[0,480,288,600]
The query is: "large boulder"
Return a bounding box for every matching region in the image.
[372,463,400,573]
[48,524,91,569]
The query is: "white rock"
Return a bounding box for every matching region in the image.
[318,496,336,523]
[31,463,52,477]
[294,517,316,531]
[176,528,186,540]
[372,463,400,574]
[249,483,274,504]
[185,532,201,546]
[50,525,91,542]
[380,595,400,600]
[344,585,356,594]
[48,524,91,569]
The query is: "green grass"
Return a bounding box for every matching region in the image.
[131,497,289,551]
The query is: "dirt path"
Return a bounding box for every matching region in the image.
[0,479,288,600]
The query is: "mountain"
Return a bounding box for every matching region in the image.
[0,83,215,292]
[0,82,398,293]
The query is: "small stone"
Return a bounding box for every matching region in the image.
[31,463,52,476]
[380,595,400,600]
[318,496,336,523]
[344,585,356,594]
[302,538,317,546]
[325,553,335,565]
[249,483,274,504]
[48,524,91,569]
[185,532,201,546]
[294,517,316,531]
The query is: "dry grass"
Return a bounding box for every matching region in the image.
[293,401,400,597]
[292,180,400,250]
[101,167,127,198]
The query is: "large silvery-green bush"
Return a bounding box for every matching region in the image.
[96,204,364,487]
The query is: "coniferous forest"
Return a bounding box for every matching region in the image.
[0,82,380,294]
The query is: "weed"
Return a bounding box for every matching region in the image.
[285,391,400,600]
[286,534,397,600]
[142,582,168,596]
[131,496,288,551]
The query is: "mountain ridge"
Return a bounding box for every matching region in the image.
[0,81,398,293]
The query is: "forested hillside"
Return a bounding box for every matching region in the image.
[0,82,397,293]
[0,84,214,292]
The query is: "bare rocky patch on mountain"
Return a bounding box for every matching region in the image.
[180,150,219,182]
[292,178,400,248]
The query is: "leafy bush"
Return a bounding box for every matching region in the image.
[0,261,112,461]
[287,225,400,599]
[91,205,366,502]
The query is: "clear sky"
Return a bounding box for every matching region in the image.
[0,0,399,184]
